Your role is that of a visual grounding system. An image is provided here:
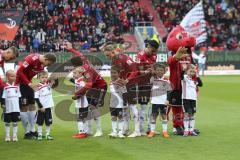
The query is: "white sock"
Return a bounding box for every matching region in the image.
[130,104,140,133]
[20,112,30,133]
[28,111,36,132]
[147,107,152,131]
[5,123,10,138]
[150,123,156,132]
[46,126,50,135]
[86,119,92,134]
[83,122,87,133]
[162,120,168,132]
[189,117,195,132]
[111,120,117,133]
[139,104,147,132]
[77,121,84,133]
[13,123,18,137]
[184,117,189,132]
[95,117,102,132]
[118,120,124,134]
[38,126,43,135]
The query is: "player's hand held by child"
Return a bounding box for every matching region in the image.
[145,68,153,74]
[28,83,37,91]
[115,78,128,86]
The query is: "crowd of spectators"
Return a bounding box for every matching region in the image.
[0,0,152,52]
[153,0,240,51]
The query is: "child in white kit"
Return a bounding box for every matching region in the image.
[35,71,58,141]
[108,66,127,138]
[148,64,172,138]
[72,67,89,139]
[182,64,202,137]
[1,70,21,142]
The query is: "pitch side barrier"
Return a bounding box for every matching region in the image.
[2,50,240,74]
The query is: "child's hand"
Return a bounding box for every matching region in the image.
[182,64,188,71]
[165,100,170,106]
[40,108,45,112]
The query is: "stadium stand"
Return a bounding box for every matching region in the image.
[0,0,152,52]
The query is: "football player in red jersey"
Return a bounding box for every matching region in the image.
[101,42,141,137]
[64,42,107,137]
[133,39,160,136]
[0,46,19,88]
[16,53,56,139]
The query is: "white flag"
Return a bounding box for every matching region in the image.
[180,1,207,45]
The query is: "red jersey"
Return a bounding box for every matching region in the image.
[125,50,157,86]
[112,53,138,80]
[68,49,107,96]
[168,55,192,90]
[16,54,45,85]
[135,50,157,70]
[0,50,4,68]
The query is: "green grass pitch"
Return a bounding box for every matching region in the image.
[0,75,240,160]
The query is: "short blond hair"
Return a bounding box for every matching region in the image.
[74,67,85,74]
[6,70,15,76]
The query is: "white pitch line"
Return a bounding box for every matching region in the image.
[53,94,71,98]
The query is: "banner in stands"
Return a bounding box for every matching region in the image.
[0,9,24,41]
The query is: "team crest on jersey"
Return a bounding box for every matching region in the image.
[126,59,132,65]
[23,61,29,68]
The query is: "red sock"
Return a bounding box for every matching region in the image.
[172,107,184,128]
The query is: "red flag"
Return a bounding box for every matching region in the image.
[0,9,24,41]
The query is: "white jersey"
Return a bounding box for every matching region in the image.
[35,82,54,108]
[150,76,171,105]
[109,81,127,108]
[181,75,197,100]
[2,83,21,113]
[75,78,88,108]
[198,53,206,64]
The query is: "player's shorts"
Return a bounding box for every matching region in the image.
[36,108,53,126]
[86,86,107,107]
[77,107,89,121]
[182,99,196,114]
[4,112,21,123]
[138,85,151,105]
[126,85,151,105]
[151,104,167,116]
[110,108,124,117]
[20,84,35,106]
[167,90,182,107]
